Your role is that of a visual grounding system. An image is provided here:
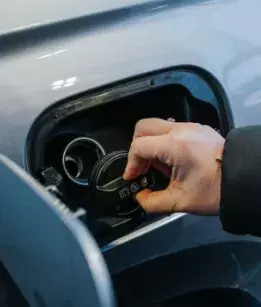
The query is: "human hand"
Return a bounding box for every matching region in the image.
[123,118,225,215]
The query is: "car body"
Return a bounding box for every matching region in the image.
[1,0,261,306]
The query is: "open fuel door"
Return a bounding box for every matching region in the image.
[0,155,116,307]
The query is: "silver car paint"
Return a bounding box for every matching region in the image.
[1,0,261,301]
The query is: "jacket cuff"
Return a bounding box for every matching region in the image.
[220,126,261,236]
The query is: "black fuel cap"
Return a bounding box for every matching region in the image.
[89,151,155,217]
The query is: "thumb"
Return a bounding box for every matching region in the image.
[136,188,178,213]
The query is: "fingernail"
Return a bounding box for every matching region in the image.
[123,164,141,180]
[123,172,135,180]
[123,172,128,180]
[123,168,133,180]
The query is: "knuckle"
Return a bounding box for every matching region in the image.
[134,119,149,135]
[168,132,177,148]
[131,137,140,149]
[188,122,202,129]
[135,119,144,130]
[168,131,177,144]
[131,138,142,154]
[169,132,185,148]
[189,122,202,130]
[202,124,211,130]
[135,118,164,137]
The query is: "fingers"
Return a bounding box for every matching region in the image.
[123,134,170,180]
[123,118,173,180]
[133,118,175,139]
[133,119,203,140]
[136,189,178,213]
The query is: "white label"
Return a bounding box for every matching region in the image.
[119,187,130,199]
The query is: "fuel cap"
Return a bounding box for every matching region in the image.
[89,151,155,217]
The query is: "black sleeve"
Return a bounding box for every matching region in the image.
[220,125,261,236]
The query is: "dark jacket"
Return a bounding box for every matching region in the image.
[220,126,261,236]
